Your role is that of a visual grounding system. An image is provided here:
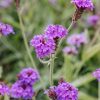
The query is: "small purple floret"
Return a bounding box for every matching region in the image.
[92,68,100,81]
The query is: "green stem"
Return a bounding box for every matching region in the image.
[17,10,36,68]
[68,21,74,32]
[99,81,100,100]
[50,55,54,86]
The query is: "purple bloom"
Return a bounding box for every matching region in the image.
[63,46,78,55]
[92,68,100,81]
[45,25,68,39]
[87,15,99,26]
[0,82,9,96]
[17,68,39,85]
[10,81,34,99]
[71,0,94,10]
[67,33,87,47]
[46,82,78,100]
[0,22,14,36]
[55,82,78,100]
[30,34,56,58]
[0,0,13,8]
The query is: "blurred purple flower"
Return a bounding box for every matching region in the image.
[71,0,94,10]
[63,46,78,55]
[46,82,78,100]
[10,81,34,99]
[0,0,13,8]
[30,34,56,58]
[87,15,99,26]
[67,33,87,47]
[0,82,9,96]
[0,22,14,36]
[48,0,57,5]
[92,68,100,81]
[45,25,68,40]
[17,68,39,85]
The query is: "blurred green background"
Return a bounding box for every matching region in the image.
[0,0,100,100]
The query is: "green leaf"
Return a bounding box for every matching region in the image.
[62,55,74,82]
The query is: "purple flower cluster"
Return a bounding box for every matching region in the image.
[92,68,100,81]
[0,82,9,96]
[71,0,94,10]
[67,33,87,47]
[10,81,34,99]
[45,25,67,39]
[46,82,78,100]
[10,68,39,99]
[0,0,13,8]
[0,22,14,36]
[17,68,39,85]
[30,35,56,58]
[87,15,99,26]
[30,25,68,58]
[63,33,87,55]
[63,46,78,55]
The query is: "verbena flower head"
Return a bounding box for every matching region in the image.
[17,68,39,84]
[92,68,100,81]
[0,22,14,36]
[30,34,56,58]
[55,82,78,100]
[46,82,78,100]
[67,33,87,47]
[63,46,78,55]
[87,15,99,26]
[71,0,94,10]
[0,82,9,96]
[45,25,68,39]
[10,81,34,99]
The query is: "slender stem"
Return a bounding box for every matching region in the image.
[98,81,100,100]
[50,55,54,86]
[17,10,36,68]
[68,21,74,32]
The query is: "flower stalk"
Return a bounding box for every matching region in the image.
[50,55,55,86]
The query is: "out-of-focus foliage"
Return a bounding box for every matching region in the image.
[0,0,100,100]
